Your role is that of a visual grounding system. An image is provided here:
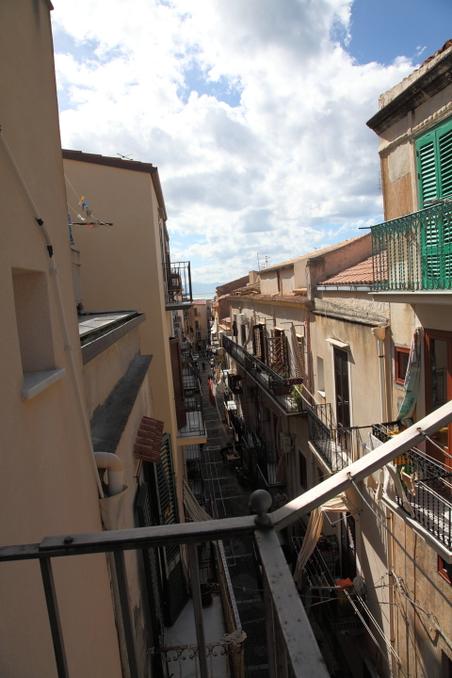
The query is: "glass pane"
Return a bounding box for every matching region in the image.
[431,339,448,409]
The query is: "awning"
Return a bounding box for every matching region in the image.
[134,416,164,463]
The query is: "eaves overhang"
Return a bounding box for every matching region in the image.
[371,290,452,305]
[80,312,145,364]
[367,50,452,133]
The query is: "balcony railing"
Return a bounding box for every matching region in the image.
[2,404,452,678]
[371,200,452,292]
[372,423,451,550]
[306,404,363,472]
[178,395,207,440]
[166,260,192,309]
[222,335,303,415]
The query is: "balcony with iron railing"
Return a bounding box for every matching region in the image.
[371,199,452,295]
[372,423,451,550]
[221,335,304,415]
[178,394,207,443]
[1,403,452,678]
[305,401,364,473]
[166,260,193,310]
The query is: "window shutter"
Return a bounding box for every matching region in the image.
[438,119,452,199]
[416,130,439,207]
[438,121,452,285]
[416,118,452,288]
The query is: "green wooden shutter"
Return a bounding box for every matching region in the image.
[416,130,439,207]
[437,119,452,287]
[438,119,452,199]
[416,117,452,288]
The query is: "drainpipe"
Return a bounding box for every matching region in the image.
[372,325,389,423]
[94,452,124,496]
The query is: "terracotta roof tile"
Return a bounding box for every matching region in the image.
[321,254,384,286]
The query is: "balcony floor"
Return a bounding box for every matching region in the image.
[163,594,229,678]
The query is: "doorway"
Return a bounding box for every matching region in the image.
[424,330,452,465]
[334,347,351,428]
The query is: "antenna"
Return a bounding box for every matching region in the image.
[257,253,270,270]
[117,153,133,160]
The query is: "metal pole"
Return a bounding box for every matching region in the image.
[39,557,69,678]
[113,550,139,678]
[188,543,209,678]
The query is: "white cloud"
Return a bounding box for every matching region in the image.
[51,0,415,287]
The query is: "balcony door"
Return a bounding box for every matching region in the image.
[424,330,452,465]
[334,347,350,428]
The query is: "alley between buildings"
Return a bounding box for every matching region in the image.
[198,362,269,678]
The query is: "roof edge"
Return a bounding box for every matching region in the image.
[367,47,452,134]
[62,149,167,219]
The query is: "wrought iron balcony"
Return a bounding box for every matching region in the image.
[306,404,362,473]
[371,200,452,292]
[221,335,304,415]
[178,395,207,442]
[166,260,192,310]
[1,403,452,678]
[372,423,451,550]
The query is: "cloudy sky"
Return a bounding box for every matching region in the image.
[51,0,452,296]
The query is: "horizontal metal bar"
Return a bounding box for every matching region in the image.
[35,515,257,559]
[272,400,452,531]
[2,403,452,564]
[255,529,329,678]
[0,543,41,561]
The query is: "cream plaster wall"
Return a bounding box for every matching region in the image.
[0,2,121,675]
[63,158,183,508]
[83,325,143,419]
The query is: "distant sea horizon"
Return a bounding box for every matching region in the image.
[192,292,214,300]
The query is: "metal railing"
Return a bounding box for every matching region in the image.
[371,424,451,549]
[2,403,452,678]
[371,200,452,292]
[166,260,192,308]
[306,405,363,472]
[222,335,304,415]
[179,395,207,439]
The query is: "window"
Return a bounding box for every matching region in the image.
[438,556,452,585]
[299,451,307,490]
[12,269,64,399]
[317,356,325,394]
[194,308,198,316]
[395,346,410,385]
[240,323,246,345]
[416,117,452,286]
[294,333,305,378]
[416,117,452,207]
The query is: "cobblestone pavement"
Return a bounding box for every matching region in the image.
[198,362,268,677]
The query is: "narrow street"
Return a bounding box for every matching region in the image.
[198,361,269,678]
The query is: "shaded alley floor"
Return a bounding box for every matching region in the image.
[198,362,268,678]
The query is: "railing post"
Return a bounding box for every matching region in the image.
[39,556,69,678]
[113,550,139,678]
[249,490,330,678]
[188,543,209,678]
